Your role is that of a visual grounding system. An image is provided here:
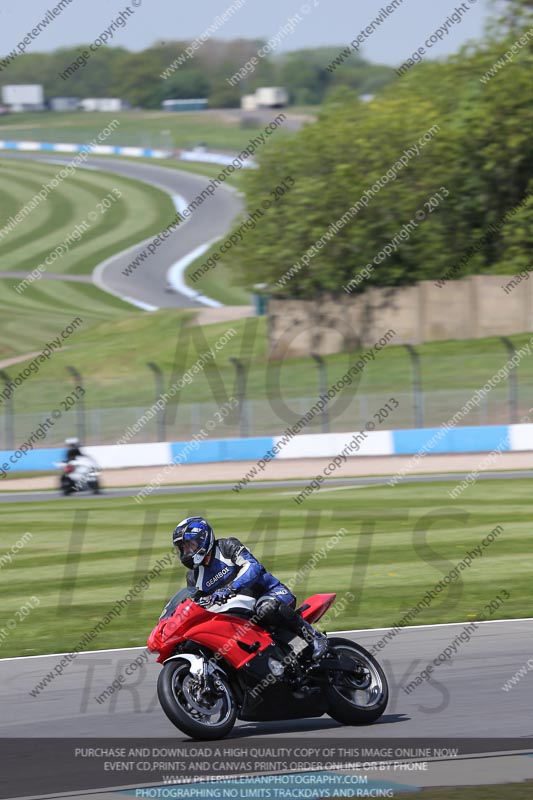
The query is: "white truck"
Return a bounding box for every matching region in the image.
[1,84,44,111]
[254,87,289,108]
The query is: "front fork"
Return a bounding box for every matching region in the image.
[201,660,226,697]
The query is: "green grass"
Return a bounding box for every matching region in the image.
[0,155,179,360]
[0,110,294,151]
[0,479,527,657]
[0,151,251,370]
[0,159,176,276]
[1,147,532,431]
[3,304,532,431]
[184,237,252,306]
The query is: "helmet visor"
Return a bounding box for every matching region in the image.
[176,532,204,558]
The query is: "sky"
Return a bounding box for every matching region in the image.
[0,0,491,66]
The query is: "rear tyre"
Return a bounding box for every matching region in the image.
[325,637,388,725]
[157,658,236,740]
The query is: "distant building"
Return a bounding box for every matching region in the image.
[241,94,258,112]
[240,87,289,111]
[79,98,127,112]
[1,84,44,112]
[162,98,208,112]
[49,97,80,112]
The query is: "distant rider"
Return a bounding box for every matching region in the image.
[64,438,99,467]
[64,437,83,462]
[172,516,328,660]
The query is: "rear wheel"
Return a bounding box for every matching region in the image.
[325,637,388,725]
[157,658,236,740]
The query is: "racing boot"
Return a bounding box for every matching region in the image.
[300,620,328,661]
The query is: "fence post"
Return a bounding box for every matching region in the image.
[500,337,518,423]
[311,354,329,432]
[403,345,424,428]
[229,358,248,437]
[66,366,86,443]
[146,362,166,441]
[0,370,15,449]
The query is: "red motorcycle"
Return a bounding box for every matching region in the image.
[148,588,388,740]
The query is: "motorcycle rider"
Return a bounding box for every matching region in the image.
[61,437,100,494]
[64,437,83,462]
[172,516,328,660]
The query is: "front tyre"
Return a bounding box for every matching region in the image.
[325,637,388,725]
[60,476,74,495]
[157,658,236,740]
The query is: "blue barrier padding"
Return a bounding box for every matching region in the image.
[0,425,513,478]
[393,425,510,455]
[0,447,63,476]
[170,437,274,464]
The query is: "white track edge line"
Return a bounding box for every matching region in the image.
[2,617,532,662]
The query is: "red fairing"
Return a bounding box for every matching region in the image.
[183,618,272,668]
[147,600,208,654]
[147,599,272,666]
[299,593,336,624]
[147,593,336,665]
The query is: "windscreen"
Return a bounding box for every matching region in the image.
[158,586,196,620]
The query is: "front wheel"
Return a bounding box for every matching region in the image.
[60,476,74,495]
[157,658,236,740]
[325,637,388,725]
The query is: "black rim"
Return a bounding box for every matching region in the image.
[170,663,233,727]
[329,644,384,709]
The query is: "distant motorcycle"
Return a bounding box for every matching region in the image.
[57,456,101,495]
[148,588,388,740]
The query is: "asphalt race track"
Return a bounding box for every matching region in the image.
[1,156,531,795]
[0,153,244,309]
[1,620,532,798]
[2,469,533,503]
[2,619,531,740]
[1,474,532,796]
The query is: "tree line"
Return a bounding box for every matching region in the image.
[228,0,533,297]
[0,40,394,108]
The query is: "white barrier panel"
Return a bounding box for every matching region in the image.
[54,143,79,152]
[508,423,533,451]
[180,150,256,168]
[84,442,171,469]
[273,430,394,459]
[90,145,116,155]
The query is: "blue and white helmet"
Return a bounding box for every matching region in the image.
[172,516,214,568]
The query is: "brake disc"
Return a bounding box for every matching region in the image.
[182,674,223,715]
